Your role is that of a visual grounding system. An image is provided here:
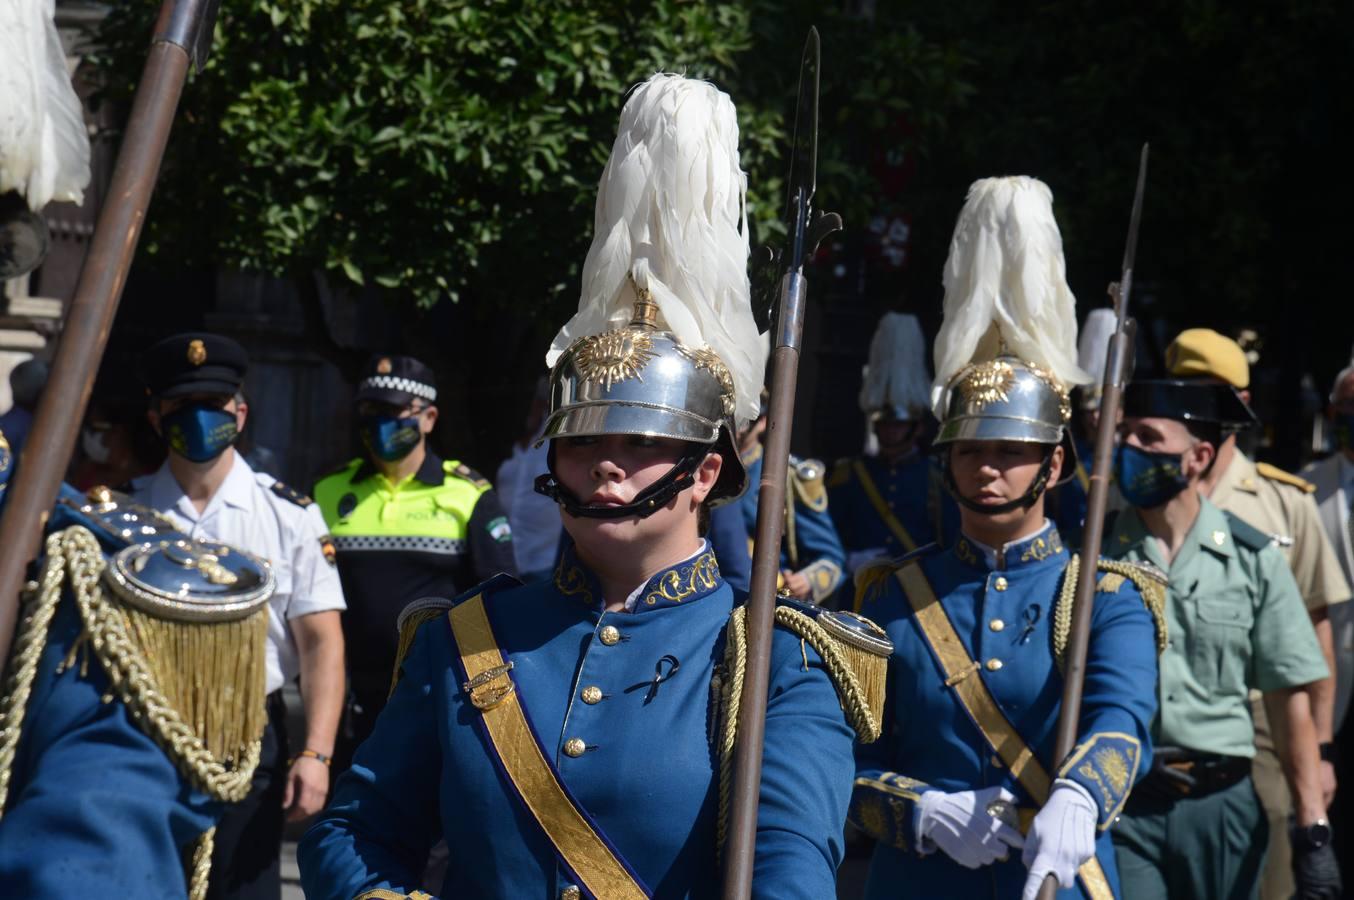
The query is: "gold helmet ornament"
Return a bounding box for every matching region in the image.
[535,74,767,519]
[930,176,1093,513]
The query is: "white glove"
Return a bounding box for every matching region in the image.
[1021,779,1098,900]
[846,547,889,573]
[915,786,1025,869]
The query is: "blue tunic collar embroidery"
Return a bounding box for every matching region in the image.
[553,543,724,613]
[951,521,1065,572]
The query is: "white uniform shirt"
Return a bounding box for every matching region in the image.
[132,452,347,693]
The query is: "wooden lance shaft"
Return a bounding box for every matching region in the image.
[722,268,808,899]
[0,0,201,667]
[1035,327,1134,900]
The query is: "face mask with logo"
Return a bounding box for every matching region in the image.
[1113,442,1191,509]
[162,405,239,463]
[359,414,422,462]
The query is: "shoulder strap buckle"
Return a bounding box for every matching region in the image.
[464,661,515,710]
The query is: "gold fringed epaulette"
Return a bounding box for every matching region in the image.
[788,457,829,512]
[389,597,456,697]
[1053,555,1169,671]
[776,605,892,743]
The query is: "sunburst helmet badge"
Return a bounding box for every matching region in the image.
[573,329,657,390]
[955,359,1017,410]
[186,339,207,367]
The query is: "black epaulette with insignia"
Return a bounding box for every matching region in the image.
[1222,511,1272,552]
[269,481,314,508]
[448,461,491,490]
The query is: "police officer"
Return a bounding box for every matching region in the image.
[734,397,847,605]
[132,332,347,900]
[299,73,886,900]
[1105,377,1337,899]
[851,176,1161,900]
[1167,328,1351,900]
[314,354,517,763]
[0,432,275,896]
[829,312,946,584]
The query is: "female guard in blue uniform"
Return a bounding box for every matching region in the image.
[299,74,887,900]
[849,177,1163,900]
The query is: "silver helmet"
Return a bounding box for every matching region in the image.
[539,293,746,506]
[934,355,1071,447]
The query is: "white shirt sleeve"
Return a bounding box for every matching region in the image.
[283,501,347,619]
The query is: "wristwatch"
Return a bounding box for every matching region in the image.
[1291,818,1333,851]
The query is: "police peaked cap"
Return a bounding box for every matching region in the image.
[1122,379,1258,429]
[356,354,438,406]
[143,332,248,399]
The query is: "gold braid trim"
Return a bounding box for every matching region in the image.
[1054,556,1169,671]
[714,604,885,857]
[0,531,67,816]
[188,826,215,900]
[60,525,265,803]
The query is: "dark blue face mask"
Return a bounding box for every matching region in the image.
[162,405,239,463]
[1332,412,1354,449]
[1113,442,1190,509]
[359,414,422,462]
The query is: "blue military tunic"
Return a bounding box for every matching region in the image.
[851,524,1160,899]
[299,544,856,899]
[739,445,846,604]
[827,452,953,572]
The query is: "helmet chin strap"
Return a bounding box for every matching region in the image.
[942,446,1056,516]
[534,443,711,520]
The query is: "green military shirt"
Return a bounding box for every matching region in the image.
[1104,495,1328,758]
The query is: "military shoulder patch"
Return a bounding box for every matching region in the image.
[268,480,313,507]
[485,515,513,544]
[318,534,338,567]
[1255,461,1316,494]
[448,461,491,490]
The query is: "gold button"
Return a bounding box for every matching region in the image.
[989,618,1005,632]
[986,659,1003,671]
[560,887,582,900]
[599,625,621,646]
[994,576,1009,591]
[563,738,586,758]
[581,686,603,704]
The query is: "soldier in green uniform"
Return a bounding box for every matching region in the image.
[313,354,518,768]
[1167,328,1351,900]
[1105,378,1338,899]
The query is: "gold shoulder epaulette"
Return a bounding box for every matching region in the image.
[1053,556,1168,670]
[827,458,853,489]
[389,596,457,696]
[449,461,491,490]
[789,457,828,511]
[1255,461,1316,494]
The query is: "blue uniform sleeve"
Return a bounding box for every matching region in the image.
[751,630,856,899]
[848,575,933,851]
[0,599,218,897]
[790,494,847,605]
[299,618,446,899]
[708,503,753,593]
[1055,575,1160,830]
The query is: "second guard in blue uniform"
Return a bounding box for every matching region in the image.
[298,73,888,900]
[848,177,1164,900]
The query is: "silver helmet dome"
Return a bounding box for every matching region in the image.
[934,354,1071,447]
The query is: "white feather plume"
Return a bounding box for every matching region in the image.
[0,0,91,209]
[860,312,930,416]
[1076,308,1117,388]
[931,176,1090,419]
[546,74,765,427]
